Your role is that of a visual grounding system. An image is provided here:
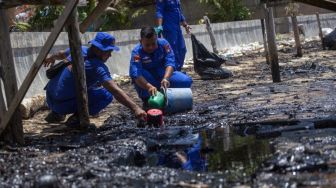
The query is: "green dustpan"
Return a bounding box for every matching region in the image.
[148,91,165,109]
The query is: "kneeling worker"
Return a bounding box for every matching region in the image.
[44,32,147,126]
[129,27,192,104]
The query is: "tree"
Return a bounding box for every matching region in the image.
[285,2,303,57]
[198,0,251,22]
[99,3,147,31]
[27,0,148,31]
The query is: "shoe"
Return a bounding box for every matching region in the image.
[45,111,65,123]
[65,113,80,128]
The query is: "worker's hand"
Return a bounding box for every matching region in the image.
[175,151,187,164]
[134,107,147,120]
[148,86,158,96]
[154,26,163,35]
[44,56,56,67]
[161,78,170,89]
[184,24,192,34]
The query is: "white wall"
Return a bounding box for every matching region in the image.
[10,13,336,98]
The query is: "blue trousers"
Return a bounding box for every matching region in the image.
[133,69,192,99]
[46,87,113,116]
[163,28,187,71]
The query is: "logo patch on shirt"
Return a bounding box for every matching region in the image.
[164,44,171,53]
[142,56,152,64]
[134,55,140,63]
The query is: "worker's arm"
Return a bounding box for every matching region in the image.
[175,151,187,164]
[134,76,157,96]
[178,4,191,34]
[161,66,174,89]
[155,0,164,36]
[102,80,147,120]
[155,0,164,26]
[161,42,176,88]
[182,21,191,34]
[130,51,157,96]
[44,50,68,67]
[156,18,163,27]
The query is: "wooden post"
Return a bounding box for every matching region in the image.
[0,0,78,135]
[0,8,24,145]
[316,13,325,50]
[203,16,219,54]
[295,0,336,12]
[0,0,87,8]
[0,80,6,123]
[264,5,281,83]
[261,19,270,64]
[66,7,91,129]
[79,0,116,33]
[291,15,303,57]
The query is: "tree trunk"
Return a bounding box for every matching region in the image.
[316,13,325,50]
[66,7,91,129]
[0,9,24,145]
[261,19,270,64]
[291,15,303,57]
[264,5,281,83]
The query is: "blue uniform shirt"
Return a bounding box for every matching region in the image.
[64,46,112,88]
[64,46,88,62]
[49,46,112,101]
[156,0,185,30]
[182,136,208,172]
[129,38,176,79]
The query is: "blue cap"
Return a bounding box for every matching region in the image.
[89,32,120,52]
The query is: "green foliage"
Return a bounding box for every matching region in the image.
[100,6,147,31]
[28,6,64,31]
[27,0,147,31]
[11,22,31,32]
[199,0,251,22]
[285,2,300,16]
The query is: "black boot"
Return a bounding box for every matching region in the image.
[65,113,80,128]
[45,111,65,123]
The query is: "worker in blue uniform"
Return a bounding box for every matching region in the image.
[43,32,147,127]
[129,27,192,103]
[155,0,191,71]
[156,134,208,172]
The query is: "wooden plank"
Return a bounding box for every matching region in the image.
[0,0,86,8]
[203,16,218,54]
[291,15,303,57]
[260,0,291,7]
[260,19,270,64]
[296,0,336,11]
[79,0,116,33]
[0,0,79,135]
[0,8,24,145]
[0,51,6,118]
[316,13,326,50]
[66,7,91,129]
[264,4,281,83]
[0,81,6,122]
[264,0,336,11]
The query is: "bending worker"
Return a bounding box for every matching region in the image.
[130,27,192,104]
[155,0,191,71]
[44,32,147,127]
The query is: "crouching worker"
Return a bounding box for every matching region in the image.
[44,32,147,127]
[129,27,192,105]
